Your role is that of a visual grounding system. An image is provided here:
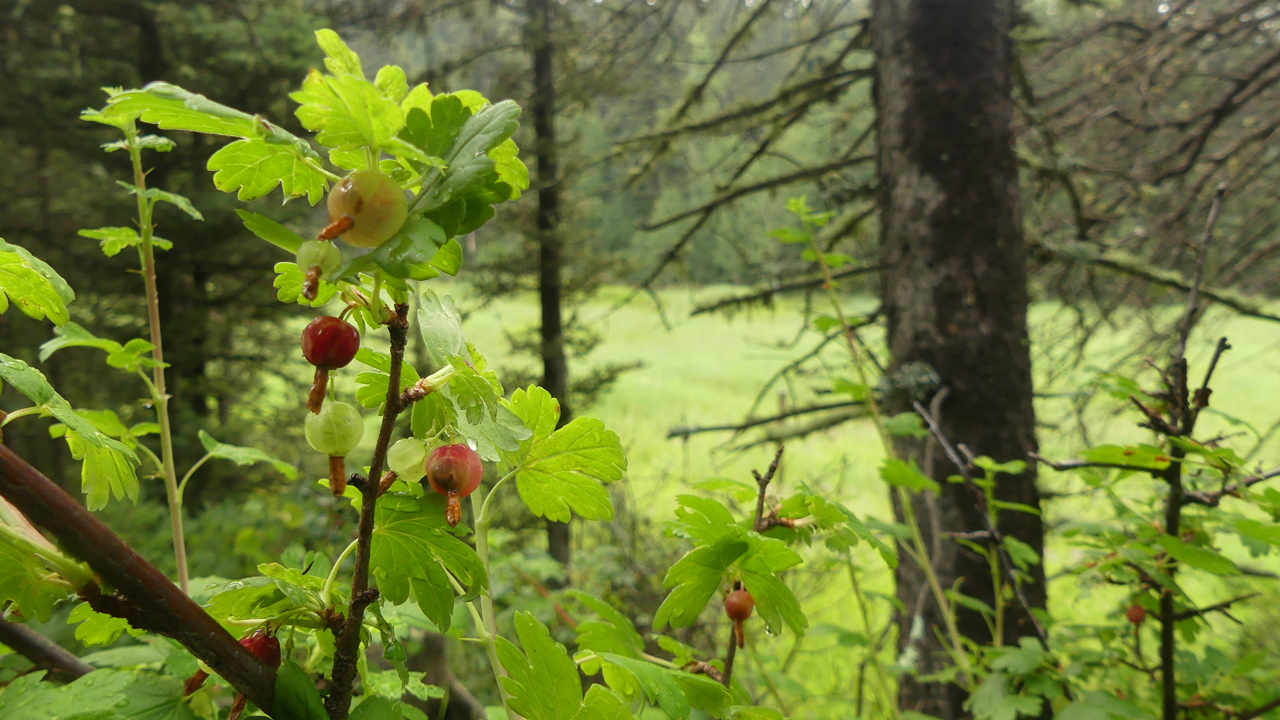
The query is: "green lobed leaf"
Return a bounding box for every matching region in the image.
[0,542,72,623]
[78,227,173,257]
[375,65,409,102]
[209,139,328,204]
[0,238,74,326]
[495,612,584,720]
[0,355,140,509]
[505,386,626,523]
[370,493,487,631]
[38,322,158,372]
[68,602,141,647]
[315,30,364,77]
[197,430,298,480]
[653,538,749,630]
[566,590,645,659]
[67,430,140,510]
[292,70,404,150]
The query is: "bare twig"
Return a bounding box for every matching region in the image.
[667,401,861,439]
[0,618,94,680]
[326,303,411,720]
[1171,593,1259,622]
[1174,183,1227,361]
[690,265,882,317]
[0,445,277,712]
[751,448,786,533]
[1182,466,1280,506]
[912,402,1053,653]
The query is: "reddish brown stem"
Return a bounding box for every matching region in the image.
[734,619,745,649]
[377,471,397,497]
[308,368,329,414]
[302,265,322,301]
[329,457,347,496]
[183,669,210,696]
[445,494,461,527]
[318,215,353,240]
[325,303,410,720]
[0,444,277,712]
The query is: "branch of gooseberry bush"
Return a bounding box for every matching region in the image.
[0,617,94,680]
[323,302,409,720]
[0,444,278,713]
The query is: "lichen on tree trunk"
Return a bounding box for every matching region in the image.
[872,0,1046,716]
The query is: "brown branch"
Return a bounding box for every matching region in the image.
[325,303,411,720]
[1030,452,1166,476]
[1029,240,1280,324]
[624,0,782,187]
[1171,593,1259,622]
[0,444,277,712]
[640,156,875,232]
[690,265,882,317]
[751,447,785,533]
[1174,184,1227,361]
[667,401,861,440]
[0,618,94,680]
[1182,466,1280,507]
[1233,695,1280,720]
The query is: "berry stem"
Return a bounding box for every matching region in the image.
[125,119,189,595]
[324,302,409,720]
[328,457,347,496]
[308,369,329,414]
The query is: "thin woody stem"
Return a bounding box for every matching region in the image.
[324,302,410,720]
[125,120,188,594]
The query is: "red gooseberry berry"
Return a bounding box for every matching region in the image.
[426,444,483,527]
[301,316,360,370]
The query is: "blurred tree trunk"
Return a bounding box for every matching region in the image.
[527,0,573,571]
[872,0,1045,716]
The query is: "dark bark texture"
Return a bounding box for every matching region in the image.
[872,0,1045,716]
[528,0,573,569]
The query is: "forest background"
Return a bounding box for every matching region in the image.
[6,0,1280,718]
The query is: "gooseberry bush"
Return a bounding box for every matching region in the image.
[0,31,878,720]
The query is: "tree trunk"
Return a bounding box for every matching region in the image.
[527,0,572,570]
[872,0,1045,716]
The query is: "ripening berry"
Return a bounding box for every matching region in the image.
[1126,604,1146,626]
[426,444,483,527]
[387,438,427,483]
[325,171,407,248]
[725,589,755,622]
[239,628,281,669]
[296,240,341,276]
[306,401,364,496]
[306,402,364,457]
[302,316,360,370]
